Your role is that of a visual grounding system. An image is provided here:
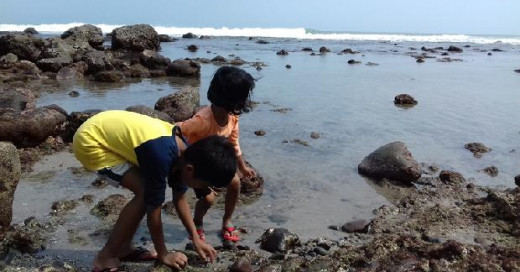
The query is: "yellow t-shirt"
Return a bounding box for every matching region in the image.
[73,110,184,207]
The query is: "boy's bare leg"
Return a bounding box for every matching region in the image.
[193,191,215,227]
[223,174,240,228]
[93,169,149,269]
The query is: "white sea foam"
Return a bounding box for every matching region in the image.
[1,23,519,45]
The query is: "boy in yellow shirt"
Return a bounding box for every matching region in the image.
[73,110,237,271]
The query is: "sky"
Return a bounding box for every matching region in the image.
[1,0,519,35]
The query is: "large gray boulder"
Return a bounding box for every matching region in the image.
[166,59,200,77]
[155,87,200,122]
[0,107,68,147]
[358,141,421,183]
[0,87,36,112]
[61,24,104,50]
[111,24,160,52]
[0,142,21,231]
[0,33,44,61]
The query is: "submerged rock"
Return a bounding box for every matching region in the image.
[0,142,21,231]
[155,87,200,122]
[482,166,499,177]
[447,46,463,53]
[112,24,160,52]
[319,46,331,53]
[254,130,266,136]
[256,228,301,253]
[358,141,421,183]
[276,50,289,55]
[464,142,491,158]
[394,94,418,106]
[158,34,175,42]
[94,70,125,82]
[90,194,127,220]
[347,59,361,64]
[187,44,198,52]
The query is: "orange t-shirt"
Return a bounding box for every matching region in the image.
[176,106,242,156]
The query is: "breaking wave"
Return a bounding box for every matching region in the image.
[1,23,519,45]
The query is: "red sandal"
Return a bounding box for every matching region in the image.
[221,226,240,242]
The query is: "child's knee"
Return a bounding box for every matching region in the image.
[228,174,241,190]
[204,192,216,205]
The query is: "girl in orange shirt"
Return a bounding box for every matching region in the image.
[177,66,256,243]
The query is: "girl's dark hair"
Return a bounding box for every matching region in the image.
[207,66,255,115]
[181,136,237,188]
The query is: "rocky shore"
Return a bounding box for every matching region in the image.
[1,25,519,272]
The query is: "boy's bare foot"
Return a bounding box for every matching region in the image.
[93,253,121,271]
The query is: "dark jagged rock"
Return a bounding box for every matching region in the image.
[0,87,36,112]
[394,94,418,105]
[302,47,313,52]
[0,142,21,231]
[36,56,73,72]
[447,46,463,53]
[112,24,160,52]
[94,70,125,82]
[56,62,88,80]
[187,44,198,52]
[155,87,200,122]
[319,46,331,53]
[182,32,198,39]
[166,59,200,77]
[416,58,425,63]
[514,69,520,73]
[125,63,151,78]
[256,40,269,44]
[61,24,104,50]
[158,34,175,42]
[62,110,101,142]
[358,141,421,183]
[0,107,67,147]
[239,161,264,201]
[254,130,266,136]
[0,33,44,61]
[347,59,361,64]
[464,142,491,158]
[125,105,172,122]
[341,48,359,54]
[276,50,289,55]
[256,228,301,253]
[439,170,466,184]
[310,132,320,139]
[139,50,171,70]
[23,27,38,35]
[211,55,227,63]
[515,175,520,187]
[482,166,499,177]
[82,50,113,74]
[285,64,291,69]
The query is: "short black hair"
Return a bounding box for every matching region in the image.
[181,136,237,188]
[207,66,255,115]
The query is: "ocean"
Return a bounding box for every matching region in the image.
[7,23,520,263]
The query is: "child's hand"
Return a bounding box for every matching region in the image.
[240,166,256,177]
[160,251,188,270]
[193,239,217,263]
